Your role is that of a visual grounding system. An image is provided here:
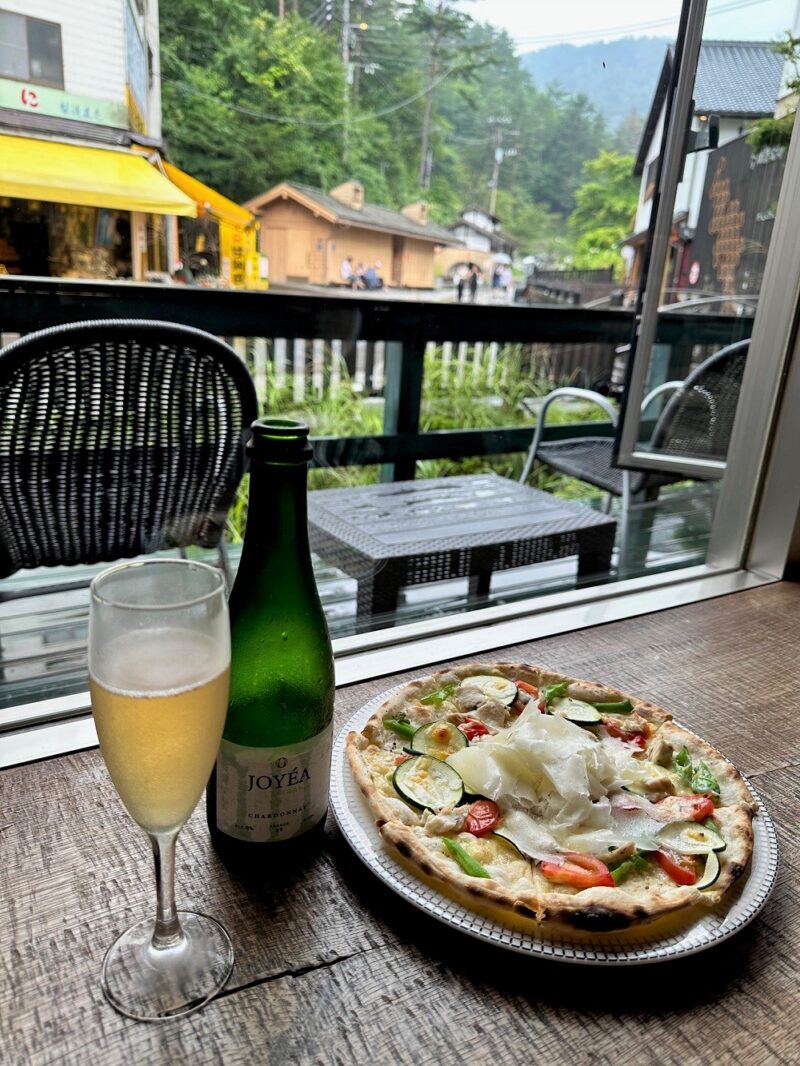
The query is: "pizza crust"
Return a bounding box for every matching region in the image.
[347,662,756,931]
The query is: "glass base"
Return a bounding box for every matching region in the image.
[101,910,234,1022]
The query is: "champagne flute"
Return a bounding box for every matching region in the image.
[89,559,234,1021]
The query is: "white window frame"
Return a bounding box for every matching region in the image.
[3,0,800,767]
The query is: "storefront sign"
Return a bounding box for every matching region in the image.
[0,78,128,128]
[125,0,149,134]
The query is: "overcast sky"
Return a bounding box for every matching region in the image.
[464,0,800,52]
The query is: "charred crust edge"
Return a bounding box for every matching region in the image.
[549,905,642,932]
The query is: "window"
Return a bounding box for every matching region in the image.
[0,11,63,89]
[644,156,659,202]
[4,0,800,763]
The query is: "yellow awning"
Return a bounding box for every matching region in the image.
[0,134,197,216]
[163,162,253,227]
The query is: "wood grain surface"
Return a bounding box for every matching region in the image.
[1,583,798,1066]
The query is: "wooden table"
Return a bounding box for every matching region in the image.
[308,473,617,619]
[1,583,797,1065]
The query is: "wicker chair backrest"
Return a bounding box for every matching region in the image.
[649,339,750,462]
[0,319,258,578]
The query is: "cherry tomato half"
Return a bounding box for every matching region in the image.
[655,794,715,822]
[465,799,500,836]
[459,718,491,741]
[655,849,698,885]
[515,680,539,697]
[539,852,614,889]
[603,719,647,749]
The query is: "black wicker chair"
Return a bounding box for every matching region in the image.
[520,339,750,572]
[0,319,258,587]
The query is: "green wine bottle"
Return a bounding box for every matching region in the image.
[207,418,334,858]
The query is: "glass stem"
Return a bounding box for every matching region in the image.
[149,830,184,949]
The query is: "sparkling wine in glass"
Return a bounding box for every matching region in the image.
[89,559,234,1021]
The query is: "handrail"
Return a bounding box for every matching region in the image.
[0,276,751,346]
[0,277,753,480]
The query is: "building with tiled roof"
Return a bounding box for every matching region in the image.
[626,40,784,297]
[244,180,461,288]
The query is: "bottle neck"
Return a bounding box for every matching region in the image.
[243,460,310,557]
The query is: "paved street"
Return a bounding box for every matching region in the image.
[268,280,517,305]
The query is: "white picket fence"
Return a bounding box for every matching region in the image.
[229,336,507,410]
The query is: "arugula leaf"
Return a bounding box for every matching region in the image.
[674,745,693,787]
[674,747,720,797]
[420,681,458,706]
[692,760,720,797]
[675,745,692,769]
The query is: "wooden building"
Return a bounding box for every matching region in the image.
[243,180,460,288]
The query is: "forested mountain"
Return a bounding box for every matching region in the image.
[522,37,669,129]
[159,0,641,270]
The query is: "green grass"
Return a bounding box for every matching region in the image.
[226,344,610,542]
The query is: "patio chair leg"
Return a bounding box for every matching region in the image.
[618,473,632,575]
[602,493,614,515]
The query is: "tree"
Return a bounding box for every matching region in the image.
[568,150,638,274]
[749,32,800,152]
[157,0,629,257]
[406,0,476,188]
[160,2,346,202]
[613,109,645,155]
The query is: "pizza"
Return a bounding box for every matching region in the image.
[347,662,756,932]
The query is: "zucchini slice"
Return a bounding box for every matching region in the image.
[696,849,721,890]
[490,831,526,860]
[655,821,726,854]
[412,719,468,759]
[550,696,602,723]
[393,755,464,811]
[460,675,517,705]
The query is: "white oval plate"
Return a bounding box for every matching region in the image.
[329,686,780,965]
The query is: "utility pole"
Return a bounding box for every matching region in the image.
[342,0,351,67]
[342,0,352,163]
[278,0,285,19]
[487,116,518,216]
[418,2,446,189]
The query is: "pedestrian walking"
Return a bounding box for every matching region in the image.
[455,264,467,302]
[468,262,480,303]
[501,264,514,302]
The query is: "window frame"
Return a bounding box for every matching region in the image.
[0,9,64,90]
[614,0,800,581]
[3,0,800,768]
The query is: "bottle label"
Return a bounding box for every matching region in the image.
[215,725,333,843]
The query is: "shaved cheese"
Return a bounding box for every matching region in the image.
[599,735,686,794]
[447,706,620,834]
[446,705,667,857]
[495,810,562,862]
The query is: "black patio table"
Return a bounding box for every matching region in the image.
[307,472,617,620]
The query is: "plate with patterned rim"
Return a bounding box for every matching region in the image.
[329,686,780,965]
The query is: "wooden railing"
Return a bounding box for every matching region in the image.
[0,277,753,481]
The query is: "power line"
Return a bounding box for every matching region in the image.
[163,62,461,127]
[511,0,772,46]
